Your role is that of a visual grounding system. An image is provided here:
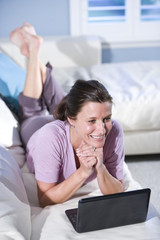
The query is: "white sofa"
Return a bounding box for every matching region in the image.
[0,36,160,155]
[0,36,160,239]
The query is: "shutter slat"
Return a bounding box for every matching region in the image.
[141,0,160,21]
[88,0,126,23]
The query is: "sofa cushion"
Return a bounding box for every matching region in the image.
[0,97,21,147]
[89,61,160,131]
[53,62,160,131]
[0,145,31,240]
[0,98,25,168]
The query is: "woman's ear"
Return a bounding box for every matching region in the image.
[67,117,75,128]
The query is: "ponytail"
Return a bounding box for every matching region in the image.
[53,96,67,121]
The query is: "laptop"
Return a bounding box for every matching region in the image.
[65,188,151,233]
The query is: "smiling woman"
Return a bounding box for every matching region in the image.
[54,80,113,149]
[10,23,124,207]
[67,100,112,149]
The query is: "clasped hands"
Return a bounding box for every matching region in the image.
[76,141,103,177]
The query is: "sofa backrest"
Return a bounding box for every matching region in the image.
[0,35,101,69]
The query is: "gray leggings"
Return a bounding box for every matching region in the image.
[18,63,65,147]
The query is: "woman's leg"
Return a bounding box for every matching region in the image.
[10,24,65,146]
[10,25,49,146]
[42,62,65,114]
[20,28,43,98]
[10,23,46,98]
[10,23,65,114]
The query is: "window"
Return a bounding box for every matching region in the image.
[141,0,160,21]
[87,0,126,23]
[69,0,160,43]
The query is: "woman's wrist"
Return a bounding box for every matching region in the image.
[77,167,91,181]
[95,162,106,174]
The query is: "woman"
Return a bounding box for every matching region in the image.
[10,24,124,207]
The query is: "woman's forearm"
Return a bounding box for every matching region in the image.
[39,168,88,207]
[96,164,124,195]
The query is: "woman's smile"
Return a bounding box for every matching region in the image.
[90,134,106,141]
[69,101,112,149]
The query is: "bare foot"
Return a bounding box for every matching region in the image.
[20,28,43,57]
[10,27,28,56]
[22,22,37,35]
[10,23,41,57]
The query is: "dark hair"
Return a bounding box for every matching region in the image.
[53,79,113,121]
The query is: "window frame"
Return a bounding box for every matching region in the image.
[69,0,160,43]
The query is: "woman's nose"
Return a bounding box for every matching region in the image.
[97,121,106,134]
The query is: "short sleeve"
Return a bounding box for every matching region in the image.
[26,122,65,183]
[103,120,124,180]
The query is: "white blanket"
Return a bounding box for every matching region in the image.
[26,164,160,240]
[31,204,160,240]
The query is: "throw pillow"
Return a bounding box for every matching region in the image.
[0,53,26,116]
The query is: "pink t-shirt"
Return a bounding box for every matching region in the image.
[26,119,124,184]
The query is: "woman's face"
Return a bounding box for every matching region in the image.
[69,101,112,149]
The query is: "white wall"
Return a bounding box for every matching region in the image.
[0,0,70,37]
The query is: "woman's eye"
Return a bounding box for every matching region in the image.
[88,120,96,123]
[103,117,111,122]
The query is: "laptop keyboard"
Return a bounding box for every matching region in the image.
[69,213,77,225]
